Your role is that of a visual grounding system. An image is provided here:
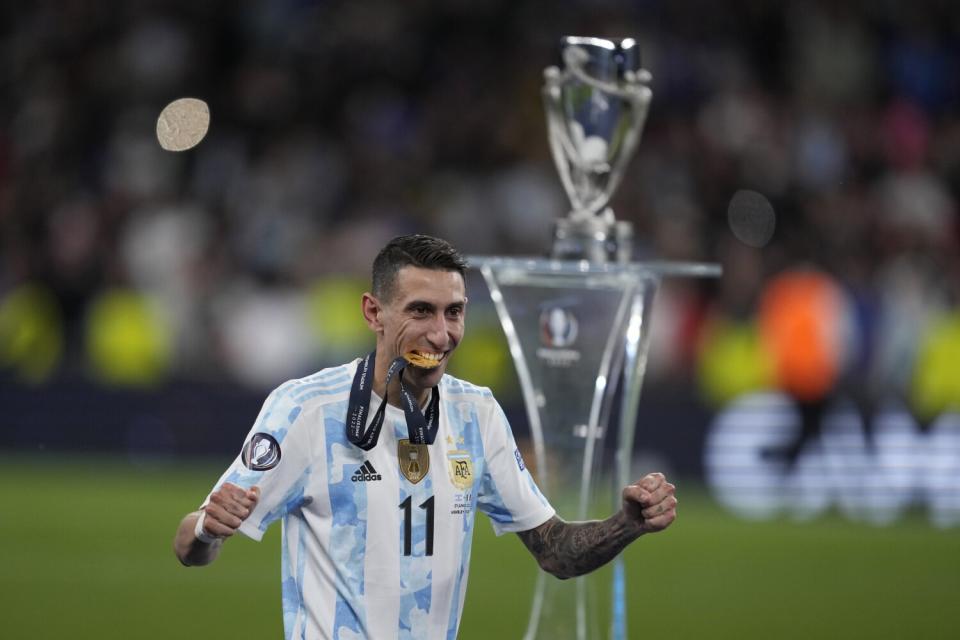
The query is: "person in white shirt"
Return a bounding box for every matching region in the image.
[174,234,677,639]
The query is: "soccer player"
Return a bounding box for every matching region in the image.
[173,234,677,639]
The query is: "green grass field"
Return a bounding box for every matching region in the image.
[2,454,957,639]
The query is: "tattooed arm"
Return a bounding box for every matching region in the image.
[516,512,643,580]
[517,473,676,580]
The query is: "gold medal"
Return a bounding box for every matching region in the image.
[403,350,443,369]
[398,439,430,484]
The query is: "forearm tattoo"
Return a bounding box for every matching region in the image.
[516,514,642,580]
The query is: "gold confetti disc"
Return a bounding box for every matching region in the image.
[156,97,210,152]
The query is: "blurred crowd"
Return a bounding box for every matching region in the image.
[1,0,958,419]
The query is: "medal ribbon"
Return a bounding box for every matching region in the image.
[346,351,440,451]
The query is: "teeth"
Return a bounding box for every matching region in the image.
[404,350,443,368]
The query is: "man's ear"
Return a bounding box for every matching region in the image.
[361,292,384,333]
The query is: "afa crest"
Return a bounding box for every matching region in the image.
[446,449,474,490]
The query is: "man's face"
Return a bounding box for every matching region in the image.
[375,266,467,390]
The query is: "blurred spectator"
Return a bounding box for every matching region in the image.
[0,0,956,427]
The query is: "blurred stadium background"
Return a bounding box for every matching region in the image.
[1,0,959,638]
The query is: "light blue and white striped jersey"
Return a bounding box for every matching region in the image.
[206,359,555,639]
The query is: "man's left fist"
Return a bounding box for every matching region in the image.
[622,472,677,533]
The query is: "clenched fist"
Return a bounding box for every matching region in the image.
[198,483,261,540]
[622,472,676,534]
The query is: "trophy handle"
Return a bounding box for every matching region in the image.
[542,69,586,216]
[601,84,651,222]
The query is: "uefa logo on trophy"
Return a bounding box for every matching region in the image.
[539,306,579,349]
[543,36,652,264]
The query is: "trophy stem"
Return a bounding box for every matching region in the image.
[618,282,657,505]
[610,279,657,640]
[480,265,551,490]
[524,572,548,640]
[576,284,634,519]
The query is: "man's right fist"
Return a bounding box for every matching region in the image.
[198,483,261,540]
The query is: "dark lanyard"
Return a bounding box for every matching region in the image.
[346,351,440,451]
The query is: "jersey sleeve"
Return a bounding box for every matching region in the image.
[203,381,312,542]
[476,398,555,535]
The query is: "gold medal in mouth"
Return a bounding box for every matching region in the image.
[404,350,444,369]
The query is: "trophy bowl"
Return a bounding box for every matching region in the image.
[543,36,652,263]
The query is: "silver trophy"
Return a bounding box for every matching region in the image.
[470,35,719,640]
[544,36,652,263]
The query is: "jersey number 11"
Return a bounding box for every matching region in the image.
[399,496,434,556]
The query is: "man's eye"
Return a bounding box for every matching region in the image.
[447,307,463,319]
[412,306,429,316]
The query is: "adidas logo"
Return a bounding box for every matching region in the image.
[351,461,382,483]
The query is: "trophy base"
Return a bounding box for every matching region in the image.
[551,211,633,264]
[469,255,721,640]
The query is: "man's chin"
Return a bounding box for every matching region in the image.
[406,362,447,387]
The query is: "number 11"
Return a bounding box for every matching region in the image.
[399,495,434,556]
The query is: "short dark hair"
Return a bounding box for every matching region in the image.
[372,234,468,301]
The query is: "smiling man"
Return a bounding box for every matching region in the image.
[173,234,677,639]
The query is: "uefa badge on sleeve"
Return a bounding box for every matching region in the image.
[242,433,282,471]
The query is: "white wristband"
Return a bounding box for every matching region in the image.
[194,512,220,544]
